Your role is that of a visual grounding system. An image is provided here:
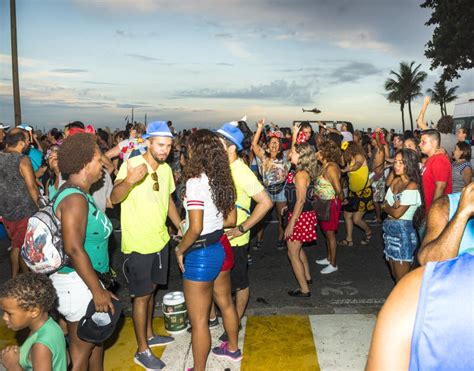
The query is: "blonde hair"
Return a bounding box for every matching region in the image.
[295,142,318,180]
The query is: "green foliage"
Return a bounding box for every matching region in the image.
[421,0,474,81]
[427,79,459,116]
[385,61,427,131]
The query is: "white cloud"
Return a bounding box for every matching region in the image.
[222,40,253,59]
[334,31,393,53]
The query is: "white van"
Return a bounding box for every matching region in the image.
[453,99,474,139]
[452,99,474,169]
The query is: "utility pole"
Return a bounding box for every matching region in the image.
[10,0,21,126]
[131,107,134,124]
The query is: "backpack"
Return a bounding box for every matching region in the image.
[21,186,85,275]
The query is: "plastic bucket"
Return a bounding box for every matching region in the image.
[162,291,188,334]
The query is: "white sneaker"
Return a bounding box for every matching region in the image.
[315,258,330,265]
[320,264,338,274]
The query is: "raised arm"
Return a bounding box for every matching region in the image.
[418,183,474,264]
[251,119,266,160]
[416,96,430,131]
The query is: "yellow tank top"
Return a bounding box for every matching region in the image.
[348,161,369,193]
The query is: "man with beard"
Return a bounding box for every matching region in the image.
[0,129,39,277]
[111,121,181,370]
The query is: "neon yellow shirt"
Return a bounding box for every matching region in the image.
[116,156,175,254]
[228,159,264,247]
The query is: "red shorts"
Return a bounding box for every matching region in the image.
[286,210,317,242]
[220,234,234,271]
[3,217,29,249]
[319,198,342,232]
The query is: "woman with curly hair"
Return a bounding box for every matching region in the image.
[315,140,343,274]
[0,272,67,371]
[339,142,373,246]
[285,138,318,297]
[252,119,290,250]
[382,149,422,282]
[174,129,237,371]
[50,133,115,370]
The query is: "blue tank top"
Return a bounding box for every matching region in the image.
[409,252,474,370]
[448,193,474,255]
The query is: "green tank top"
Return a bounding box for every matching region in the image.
[19,317,67,371]
[53,187,112,273]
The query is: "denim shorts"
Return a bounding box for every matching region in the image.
[267,186,286,203]
[382,219,418,263]
[183,241,225,282]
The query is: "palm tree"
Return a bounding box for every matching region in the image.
[384,77,406,132]
[400,62,427,131]
[427,79,459,117]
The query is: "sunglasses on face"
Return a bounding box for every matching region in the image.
[151,172,159,191]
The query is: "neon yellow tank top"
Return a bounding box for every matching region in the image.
[348,161,369,193]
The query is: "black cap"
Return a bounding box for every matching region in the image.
[77,298,122,344]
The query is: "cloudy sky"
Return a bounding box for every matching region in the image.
[0,0,472,131]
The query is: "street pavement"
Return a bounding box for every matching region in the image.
[0,217,394,370]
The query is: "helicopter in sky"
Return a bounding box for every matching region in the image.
[302,107,321,114]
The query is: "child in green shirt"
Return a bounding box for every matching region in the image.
[0,273,67,371]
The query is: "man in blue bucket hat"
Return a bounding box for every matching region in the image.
[111,120,182,370]
[210,120,272,359]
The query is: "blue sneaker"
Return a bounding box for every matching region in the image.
[147,334,174,348]
[134,349,166,370]
[212,341,243,362]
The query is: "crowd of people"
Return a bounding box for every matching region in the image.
[0,94,473,370]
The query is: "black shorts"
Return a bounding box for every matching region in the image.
[230,245,249,292]
[123,246,169,297]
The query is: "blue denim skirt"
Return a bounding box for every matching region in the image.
[382,219,418,263]
[183,241,225,282]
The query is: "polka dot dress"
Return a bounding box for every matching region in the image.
[285,171,317,242]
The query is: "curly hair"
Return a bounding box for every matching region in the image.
[183,129,236,218]
[294,142,318,180]
[58,133,98,177]
[0,272,57,312]
[437,115,454,134]
[264,137,284,160]
[343,142,366,163]
[319,140,342,164]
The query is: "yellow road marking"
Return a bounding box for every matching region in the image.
[241,315,320,371]
[104,317,167,370]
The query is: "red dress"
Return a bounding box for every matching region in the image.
[285,171,317,242]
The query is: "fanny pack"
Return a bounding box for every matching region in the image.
[184,229,224,257]
[266,181,286,195]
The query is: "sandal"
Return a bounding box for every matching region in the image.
[360,232,372,245]
[288,289,311,298]
[337,239,354,247]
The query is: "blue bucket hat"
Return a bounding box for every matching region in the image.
[215,121,243,151]
[142,121,173,139]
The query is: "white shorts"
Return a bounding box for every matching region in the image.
[50,271,93,322]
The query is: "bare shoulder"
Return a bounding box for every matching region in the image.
[406,181,419,190]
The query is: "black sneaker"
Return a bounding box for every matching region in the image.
[208,317,219,329]
[187,317,220,333]
[218,324,242,342]
[252,240,263,251]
